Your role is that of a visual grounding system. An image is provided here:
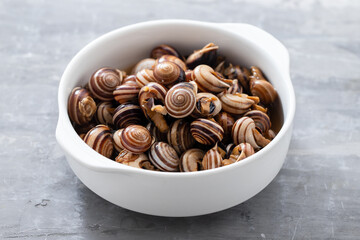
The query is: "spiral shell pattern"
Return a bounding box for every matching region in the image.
[192,65,231,93]
[215,112,235,143]
[179,148,205,172]
[165,82,197,118]
[167,119,195,154]
[136,69,156,87]
[68,87,97,125]
[89,68,124,101]
[218,92,255,115]
[190,118,224,145]
[120,125,152,154]
[186,43,218,69]
[83,124,114,158]
[153,61,185,85]
[113,78,140,104]
[112,129,124,152]
[157,55,187,71]
[202,144,222,170]
[232,117,260,149]
[244,110,271,134]
[148,142,179,172]
[192,93,222,118]
[95,101,114,125]
[131,58,156,74]
[250,78,277,105]
[112,103,143,129]
[150,44,182,59]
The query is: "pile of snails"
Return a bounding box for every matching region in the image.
[68,43,279,172]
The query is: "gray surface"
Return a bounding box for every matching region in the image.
[1,0,359,239]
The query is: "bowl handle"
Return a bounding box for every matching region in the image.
[219,23,290,73]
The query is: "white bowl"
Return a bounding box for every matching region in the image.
[56,20,295,217]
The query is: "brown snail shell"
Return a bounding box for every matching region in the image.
[157,55,187,71]
[223,143,254,166]
[95,101,115,126]
[136,69,156,87]
[264,129,276,140]
[68,87,97,125]
[115,151,156,170]
[131,58,156,74]
[83,124,113,158]
[225,143,236,159]
[250,66,265,80]
[165,82,197,118]
[253,128,271,148]
[148,142,179,172]
[146,122,168,142]
[249,77,277,105]
[215,112,235,143]
[113,129,124,152]
[232,117,260,149]
[120,125,152,154]
[217,92,255,115]
[150,44,183,60]
[190,118,224,145]
[167,119,195,155]
[244,110,271,134]
[192,65,232,93]
[113,77,140,104]
[185,70,194,82]
[179,148,205,172]
[139,82,169,133]
[89,68,125,101]
[153,61,185,86]
[186,43,218,69]
[202,143,222,170]
[191,93,222,118]
[112,103,143,129]
[225,65,251,93]
[226,79,243,94]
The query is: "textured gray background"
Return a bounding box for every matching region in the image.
[1,0,360,239]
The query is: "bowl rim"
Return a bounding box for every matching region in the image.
[56,19,296,178]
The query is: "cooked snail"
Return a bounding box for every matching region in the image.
[179,148,205,172]
[95,101,115,126]
[136,69,156,87]
[146,122,168,142]
[217,92,255,115]
[186,43,218,69]
[244,110,271,134]
[112,129,124,152]
[192,93,222,118]
[192,65,232,93]
[131,58,156,74]
[120,125,152,154]
[226,79,242,94]
[215,112,235,143]
[68,87,97,125]
[83,124,113,158]
[224,65,251,93]
[249,77,277,105]
[148,142,179,172]
[202,143,222,170]
[112,103,143,129]
[250,66,265,80]
[232,117,259,149]
[167,119,195,154]
[113,77,140,104]
[222,143,254,166]
[165,82,197,118]
[153,61,185,86]
[190,118,224,145]
[157,55,187,71]
[150,44,183,59]
[115,151,156,170]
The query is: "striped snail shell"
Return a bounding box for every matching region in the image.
[157,55,187,71]
[192,65,232,93]
[112,103,143,129]
[224,65,251,93]
[146,122,168,142]
[253,128,271,148]
[217,92,255,115]
[150,44,183,60]
[148,142,179,172]
[153,61,185,86]
[95,101,115,126]
[191,93,222,118]
[186,43,218,69]
[115,151,156,170]
[202,143,222,170]
[131,58,156,74]
[232,117,260,149]
[165,82,197,118]
[112,129,124,152]
[113,77,140,104]
[136,69,156,87]
[190,118,224,145]
[249,77,277,105]
[250,66,265,80]
[244,110,271,134]
[89,68,125,101]
[225,143,236,159]
[167,119,195,155]
[68,87,97,125]
[223,143,254,166]
[120,125,152,154]
[179,148,205,172]
[215,111,235,143]
[226,79,243,94]
[83,124,114,158]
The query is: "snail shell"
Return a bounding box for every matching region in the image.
[146,122,168,142]
[185,70,194,82]
[165,82,197,118]
[167,119,195,154]
[148,142,179,172]
[83,124,114,158]
[264,129,276,140]
[226,79,243,94]
[244,110,271,134]
[190,118,224,145]
[113,129,124,152]
[250,66,265,80]
[186,43,218,69]
[192,93,222,118]
[120,125,152,154]
[202,144,222,170]
[225,143,236,159]
[157,55,187,71]
[95,101,115,126]
[215,112,235,143]
[150,44,183,59]
[253,128,271,148]
[115,151,156,170]
[218,92,255,115]
[113,77,140,104]
[192,65,231,93]
[131,58,156,74]
[223,143,254,166]
[249,77,277,105]
[136,69,156,87]
[68,87,97,125]
[179,148,205,172]
[232,117,260,149]
[225,65,251,93]
[89,68,124,101]
[153,61,185,86]
[112,103,143,129]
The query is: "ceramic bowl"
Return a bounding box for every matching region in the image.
[56,19,295,217]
